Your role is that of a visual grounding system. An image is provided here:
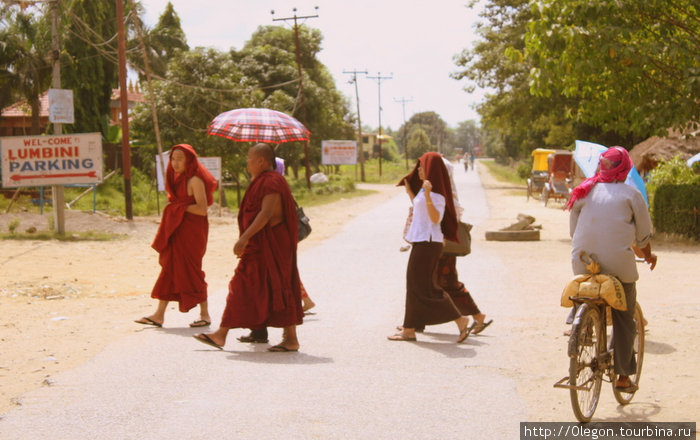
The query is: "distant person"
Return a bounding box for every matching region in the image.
[389,152,471,343]
[194,143,303,352]
[135,144,217,328]
[567,146,656,392]
[469,152,475,170]
[237,157,314,345]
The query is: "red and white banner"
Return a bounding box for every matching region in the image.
[322,140,357,165]
[1,133,103,188]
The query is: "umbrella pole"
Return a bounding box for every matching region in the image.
[304,140,312,189]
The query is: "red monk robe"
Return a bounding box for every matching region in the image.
[220,170,303,329]
[151,144,217,313]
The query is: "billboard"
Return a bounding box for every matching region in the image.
[322,140,357,165]
[1,133,103,188]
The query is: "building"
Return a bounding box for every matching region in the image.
[0,84,145,137]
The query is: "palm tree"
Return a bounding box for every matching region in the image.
[1,6,52,135]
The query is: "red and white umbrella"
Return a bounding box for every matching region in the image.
[207,108,310,144]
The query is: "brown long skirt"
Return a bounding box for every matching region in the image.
[403,242,461,328]
[437,255,481,316]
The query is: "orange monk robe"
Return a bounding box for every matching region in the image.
[151,144,217,313]
[220,170,303,329]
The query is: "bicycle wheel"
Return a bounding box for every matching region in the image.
[569,304,604,422]
[613,302,645,404]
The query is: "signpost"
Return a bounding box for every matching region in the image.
[1,133,103,188]
[321,140,357,165]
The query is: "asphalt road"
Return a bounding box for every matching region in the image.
[0,165,528,439]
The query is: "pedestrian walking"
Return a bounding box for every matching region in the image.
[135,144,218,328]
[237,156,314,345]
[389,152,471,343]
[194,143,303,352]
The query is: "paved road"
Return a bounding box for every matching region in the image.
[0,165,527,439]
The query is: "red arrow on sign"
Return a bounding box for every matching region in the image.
[10,171,98,181]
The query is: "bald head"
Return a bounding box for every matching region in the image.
[247,143,276,178]
[251,143,275,168]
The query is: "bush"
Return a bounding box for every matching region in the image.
[653,184,700,240]
[646,155,700,205]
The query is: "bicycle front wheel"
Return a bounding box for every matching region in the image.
[569,304,604,423]
[613,302,645,404]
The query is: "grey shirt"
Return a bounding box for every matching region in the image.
[570,183,652,282]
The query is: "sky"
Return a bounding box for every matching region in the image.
[139,0,486,131]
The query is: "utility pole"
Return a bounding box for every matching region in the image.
[366,72,392,177]
[116,0,133,219]
[49,0,65,234]
[272,7,318,190]
[343,69,367,182]
[394,96,413,170]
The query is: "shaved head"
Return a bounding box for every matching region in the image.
[251,143,275,169]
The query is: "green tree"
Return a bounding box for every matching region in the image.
[0,6,51,135]
[59,0,118,134]
[406,126,432,159]
[453,120,482,154]
[526,0,700,136]
[398,111,449,155]
[129,1,188,81]
[235,25,354,176]
[130,47,256,181]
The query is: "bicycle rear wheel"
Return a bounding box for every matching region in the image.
[613,302,645,404]
[569,304,604,422]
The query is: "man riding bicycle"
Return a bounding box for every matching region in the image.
[567,146,657,392]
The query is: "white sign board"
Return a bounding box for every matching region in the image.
[322,140,357,165]
[1,133,103,188]
[155,151,221,191]
[48,89,75,124]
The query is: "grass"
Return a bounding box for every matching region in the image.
[481,159,527,186]
[0,230,125,241]
[0,158,410,220]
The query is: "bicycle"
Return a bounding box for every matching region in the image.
[554,288,645,422]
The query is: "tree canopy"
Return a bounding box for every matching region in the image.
[526,0,700,136]
[453,0,694,160]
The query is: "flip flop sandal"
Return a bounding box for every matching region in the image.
[387,333,417,342]
[471,319,493,335]
[189,319,211,328]
[134,317,162,328]
[457,325,472,343]
[268,345,298,352]
[192,333,223,350]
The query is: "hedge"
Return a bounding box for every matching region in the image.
[652,184,700,240]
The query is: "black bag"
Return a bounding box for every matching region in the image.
[442,222,472,256]
[295,202,311,242]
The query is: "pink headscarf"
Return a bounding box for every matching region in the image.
[566,146,633,210]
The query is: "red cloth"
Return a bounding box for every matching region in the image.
[220,170,303,329]
[150,144,216,312]
[566,146,633,209]
[398,152,458,242]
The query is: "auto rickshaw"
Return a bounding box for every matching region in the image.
[542,150,574,206]
[527,148,555,201]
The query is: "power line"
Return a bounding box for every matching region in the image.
[366,72,392,177]
[343,68,367,181]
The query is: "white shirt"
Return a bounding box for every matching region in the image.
[405,190,446,243]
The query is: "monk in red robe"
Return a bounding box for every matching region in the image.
[135,144,217,328]
[194,143,303,352]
